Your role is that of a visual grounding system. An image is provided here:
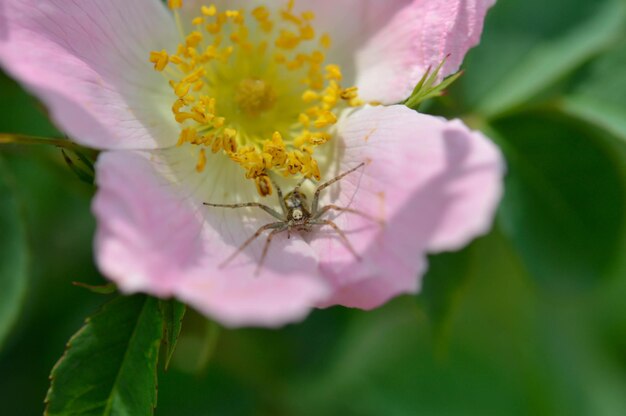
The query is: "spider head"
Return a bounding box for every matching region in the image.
[285,190,310,222]
[292,208,304,221]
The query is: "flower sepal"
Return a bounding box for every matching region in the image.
[0,133,97,184]
[61,149,96,186]
[71,281,117,295]
[403,57,464,110]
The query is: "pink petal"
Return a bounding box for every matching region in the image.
[93,150,330,328]
[182,1,407,42]
[353,0,497,103]
[311,105,504,309]
[180,1,495,103]
[0,0,180,150]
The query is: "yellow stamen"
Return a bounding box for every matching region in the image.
[150,1,366,196]
[196,149,207,172]
[340,86,359,100]
[149,50,169,71]
[301,90,319,103]
[314,110,337,128]
[201,5,217,16]
[325,64,342,81]
[255,175,273,197]
[320,34,332,49]
[252,6,270,21]
[168,0,182,10]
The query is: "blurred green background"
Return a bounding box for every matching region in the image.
[1,0,626,414]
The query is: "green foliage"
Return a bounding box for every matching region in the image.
[418,246,473,340]
[45,296,163,416]
[2,0,626,414]
[492,113,625,288]
[461,0,626,117]
[0,157,29,349]
[0,73,58,136]
[158,300,186,370]
[561,97,626,143]
[561,41,626,141]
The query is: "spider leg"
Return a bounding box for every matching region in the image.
[268,174,288,215]
[311,162,366,215]
[255,226,288,276]
[204,202,283,220]
[313,204,382,224]
[311,219,362,261]
[293,176,308,194]
[219,221,285,268]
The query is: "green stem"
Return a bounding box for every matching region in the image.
[0,133,95,156]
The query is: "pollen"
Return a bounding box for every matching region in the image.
[152,1,365,196]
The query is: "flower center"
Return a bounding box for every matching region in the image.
[235,78,277,116]
[150,0,364,196]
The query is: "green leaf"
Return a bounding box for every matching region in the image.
[559,96,626,143]
[0,72,59,136]
[489,112,626,289]
[164,314,220,375]
[418,246,473,340]
[72,282,118,295]
[45,295,164,416]
[559,41,626,141]
[463,0,626,118]
[158,299,186,370]
[0,156,29,348]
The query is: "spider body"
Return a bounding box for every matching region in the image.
[284,190,311,230]
[204,162,375,274]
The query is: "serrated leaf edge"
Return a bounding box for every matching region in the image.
[45,297,161,416]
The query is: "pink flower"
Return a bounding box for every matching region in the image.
[0,0,503,327]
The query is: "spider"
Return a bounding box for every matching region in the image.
[203,162,376,275]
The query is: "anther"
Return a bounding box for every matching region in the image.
[151,1,365,196]
[168,0,182,10]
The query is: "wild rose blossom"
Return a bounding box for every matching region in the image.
[0,0,504,327]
